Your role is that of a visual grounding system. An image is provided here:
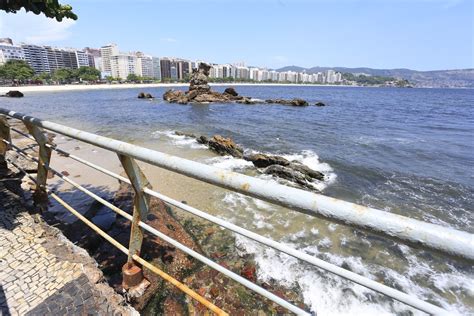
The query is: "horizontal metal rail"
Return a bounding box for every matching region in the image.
[4,130,452,315]
[9,138,451,315]
[6,142,309,315]
[7,159,228,316]
[2,108,472,263]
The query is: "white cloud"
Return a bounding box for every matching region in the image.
[0,10,75,44]
[160,37,178,43]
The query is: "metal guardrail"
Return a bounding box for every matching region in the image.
[1,108,472,315]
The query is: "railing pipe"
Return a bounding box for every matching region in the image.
[7,144,309,315]
[2,109,472,261]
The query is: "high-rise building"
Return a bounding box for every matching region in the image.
[21,44,50,74]
[160,58,172,79]
[110,54,137,79]
[84,47,101,70]
[135,52,154,78]
[75,50,91,68]
[152,57,161,80]
[0,39,25,65]
[100,44,118,76]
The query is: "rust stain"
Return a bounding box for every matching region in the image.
[241,183,250,191]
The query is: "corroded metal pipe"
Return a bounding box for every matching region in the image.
[2,108,472,261]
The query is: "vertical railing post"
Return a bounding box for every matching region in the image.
[0,115,11,175]
[118,154,152,289]
[24,122,53,213]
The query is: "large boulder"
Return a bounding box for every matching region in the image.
[138,92,153,99]
[224,87,238,96]
[244,153,290,168]
[208,135,243,158]
[163,89,186,102]
[5,90,24,98]
[263,165,309,187]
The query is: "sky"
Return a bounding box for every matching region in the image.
[0,0,472,71]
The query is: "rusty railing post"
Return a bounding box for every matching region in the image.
[0,115,11,174]
[24,122,53,213]
[118,154,152,289]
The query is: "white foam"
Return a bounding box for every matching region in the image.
[151,130,207,149]
[206,156,254,171]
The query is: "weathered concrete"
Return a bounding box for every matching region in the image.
[0,174,137,316]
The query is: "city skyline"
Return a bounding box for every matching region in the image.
[0,0,472,71]
[0,39,345,84]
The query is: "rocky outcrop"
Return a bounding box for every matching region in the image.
[265,98,309,106]
[244,153,290,168]
[175,131,325,190]
[138,92,153,99]
[2,90,24,98]
[207,135,243,158]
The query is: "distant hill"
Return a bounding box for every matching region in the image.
[276,66,474,88]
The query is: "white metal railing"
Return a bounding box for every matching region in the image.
[1,108,472,315]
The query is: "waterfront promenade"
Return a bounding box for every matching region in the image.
[0,171,136,315]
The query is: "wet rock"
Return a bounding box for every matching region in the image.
[145,93,153,99]
[315,101,326,106]
[288,162,324,181]
[138,92,145,98]
[174,131,196,138]
[4,90,24,98]
[196,135,209,145]
[244,153,290,168]
[208,135,243,158]
[224,87,238,96]
[265,98,309,106]
[263,165,310,187]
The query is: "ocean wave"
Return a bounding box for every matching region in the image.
[206,156,254,171]
[151,130,207,149]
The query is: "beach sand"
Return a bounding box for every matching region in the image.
[0,82,354,94]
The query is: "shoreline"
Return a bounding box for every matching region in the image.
[0,82,381,94]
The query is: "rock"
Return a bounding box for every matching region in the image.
[137,92,145,98]
[163,89,186,102]
[186,89,199,100]
[145,93,153,99]
[197,135,209,145]
[315,101,326,106]
[290,98,309,106]
[288,162,324,181]
[236,97,255,104]
[263,165,309,187]
[193,92,231,103]
[189,63,212,93]
[244,153,290,168]
[265,98,309,106]
[174,131,196,138]
[224,87,238,96]
[4,90,24,98]
[208,135,243,158]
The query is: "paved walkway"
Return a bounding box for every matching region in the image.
[0,173,137,315]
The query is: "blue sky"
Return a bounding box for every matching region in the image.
[0,0,472,70]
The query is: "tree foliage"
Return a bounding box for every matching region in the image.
[0,60,34,82]
[52,66,100,83]
[0,0,77,21]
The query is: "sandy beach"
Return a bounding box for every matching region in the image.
[0,82,356,94]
